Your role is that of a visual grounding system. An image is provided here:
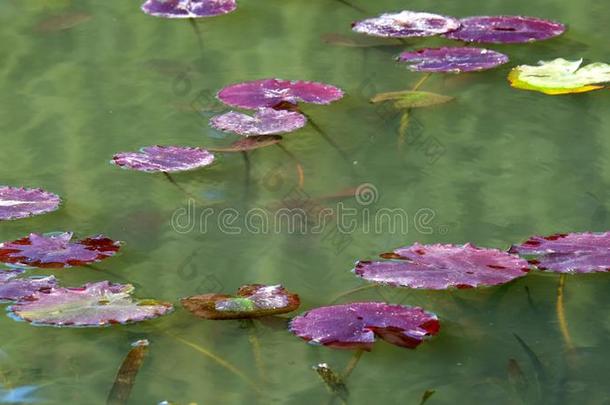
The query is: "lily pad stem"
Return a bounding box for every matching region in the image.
[556,274,575,351]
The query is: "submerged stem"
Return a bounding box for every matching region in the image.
[304,112,353,167]
[242,151,251,200]
[166,333,262,395]
[330,284,377,304]
[275,143,305,189]
[556,274,575,351]
[244,321,267,382]
[341,349,364,380]
[398,73,432,149]
[335,0,367,13]
[189,18,204,51]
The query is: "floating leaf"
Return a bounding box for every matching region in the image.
[208,135,283,152]
[354,243,529,289]
[182,284,300,319]
[112,145,215,173]
[443,16,565,43]
[398,47,509,73]
[508,58,610,95]
[0,270,56,302]
[321,33,402,48]
[352,11,460,38]
[509,232,610,273]
[0,232,121,269]
[290,302,439,350]
[370,90,454,108]
[217,79,344,110]
[0,186,61,221]
[210,108,307,136]
[9,281,173,327]
[141,0,236,18]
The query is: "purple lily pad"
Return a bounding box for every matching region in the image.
[509,232,610,273]
[352,10,460,38]
[112,145,215,173]
[8,281,173,327]
[0,186,61,221]
[141,0,237,19]
[0,232,121,269]
[0,270,56,302]
[443,16,565,44]
[289,302,440,350]
[354,243,529,289]
[182,284,300,320]
[398,47,509,73]
[217,79,344,110]
[210,108,307,136]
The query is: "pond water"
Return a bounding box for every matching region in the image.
[1,0,610,404]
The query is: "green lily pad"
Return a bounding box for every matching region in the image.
[370,90,454,109]
[508,58,610,95]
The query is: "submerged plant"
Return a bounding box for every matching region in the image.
[8,281,173,327]
[0,232,121,269]
[508,58,610,95]
[443,16,565,43]
[0,186,61,221]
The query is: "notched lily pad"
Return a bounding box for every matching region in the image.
[508,58,610,95]
[354,243,529,289]
[0,232,121,269]
[9,281,173,327]
[217,79,344,110]
[509,232,610,273]
[289,302,439,350]
[210,108,307,136]
[352,11,460,38]
[112,145,215,173]
[208,135,283,152]
[398,47,509,73]
[181,284,300,319]
[444,16,565,43]
[370,90,454,108]
[0,270,56,302]
[141,0,236,18]
[0,186,61,221]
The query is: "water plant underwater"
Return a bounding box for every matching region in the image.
[2,1,610,403]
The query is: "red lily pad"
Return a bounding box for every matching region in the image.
[112,145,215,173]
[0,186,61,221]
[8,281,173,327]
[181,284,300,320]
[0,232,121,269]
[210,108,307,136]
[443,16,565,43]
[0,270,56,302]
[289,302,439,350]
[354,243,529,289]
[217,79,344,110]
[208,135,283,152]
[398,47,509,73]
[141,0,236,18]
[352,11,460,38]
[509,232,610,273]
